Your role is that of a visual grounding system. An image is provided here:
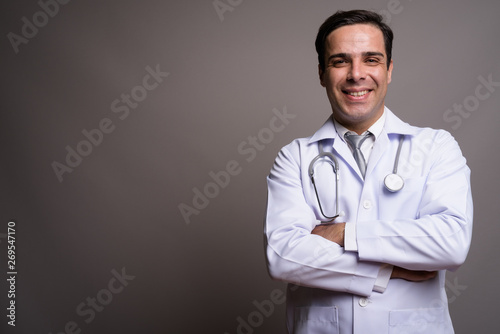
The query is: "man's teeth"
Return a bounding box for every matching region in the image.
[348,90,369,97]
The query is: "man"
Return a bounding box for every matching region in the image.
[265,10,473,334]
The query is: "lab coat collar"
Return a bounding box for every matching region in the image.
[307,106,417,144]
[383,107,418,136]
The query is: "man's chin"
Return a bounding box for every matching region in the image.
[332,108,383,130]
[335,111,372,123]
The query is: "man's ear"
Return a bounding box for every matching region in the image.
[318,64,326,87]
[387,59,393,84]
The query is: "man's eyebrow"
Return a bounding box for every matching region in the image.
[363,51,385,58]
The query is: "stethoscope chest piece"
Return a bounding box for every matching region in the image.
[384,173,404,192]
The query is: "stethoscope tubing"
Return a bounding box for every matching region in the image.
[309,134,405,220]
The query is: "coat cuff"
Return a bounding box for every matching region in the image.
[373,264,393,293]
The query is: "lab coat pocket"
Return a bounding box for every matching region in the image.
[293,306,339,334]
[389,307,448,334]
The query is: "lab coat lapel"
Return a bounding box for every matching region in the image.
[365,131,389,178]
[307,116,363,179]
[332,137,363,179]
[365,108,417,178]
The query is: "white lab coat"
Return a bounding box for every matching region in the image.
[265,107,473,334]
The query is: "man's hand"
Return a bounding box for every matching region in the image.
[391,266,437,282]
[311,222,346,246]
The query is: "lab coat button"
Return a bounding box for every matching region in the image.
[363,200,372,209]
[359,298,369,307]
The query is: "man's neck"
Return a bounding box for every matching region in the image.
[333,109,385,135]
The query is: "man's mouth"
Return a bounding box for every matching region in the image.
[348,90,369,97]
[343,89,372,98]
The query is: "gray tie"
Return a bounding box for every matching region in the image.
[345,133,371,178]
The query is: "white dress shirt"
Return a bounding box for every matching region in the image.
[333,112,393,292]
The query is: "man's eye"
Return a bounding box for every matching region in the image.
[366,58,381,64]
[332,60,348,67]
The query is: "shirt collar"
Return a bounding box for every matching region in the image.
[333,110,386,142]
[307,106,418,144]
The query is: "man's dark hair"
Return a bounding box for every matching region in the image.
[315,10,394,71]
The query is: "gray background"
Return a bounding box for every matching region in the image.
[1,0,499,333]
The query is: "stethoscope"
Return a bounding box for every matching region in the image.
[308,135,405,221]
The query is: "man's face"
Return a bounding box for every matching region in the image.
[319,23,393,133]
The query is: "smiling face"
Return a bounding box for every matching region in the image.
[319,23,393,134]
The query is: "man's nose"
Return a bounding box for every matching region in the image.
[347,60,366,82]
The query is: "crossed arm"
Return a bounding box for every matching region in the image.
[311,223,437,282]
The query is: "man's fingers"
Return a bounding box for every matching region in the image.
[311,223,345,246]
[391,266,438,282]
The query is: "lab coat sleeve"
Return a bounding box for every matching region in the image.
[265,143,381,297]
[356,130,473,271]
